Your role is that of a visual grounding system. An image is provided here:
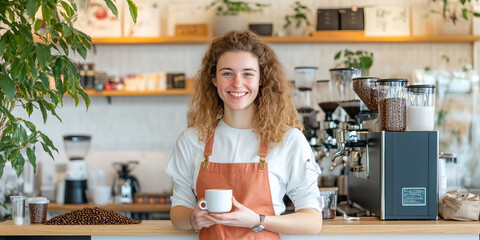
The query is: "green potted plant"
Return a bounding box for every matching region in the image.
[283,1,311,36]
[207,0,269,36]
[0,1,137,179]
[334,49,374,76]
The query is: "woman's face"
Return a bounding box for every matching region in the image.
[213,51,260,113]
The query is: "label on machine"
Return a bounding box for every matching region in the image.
[402,187,427,206]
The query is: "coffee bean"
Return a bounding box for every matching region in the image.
[338,100,360,119]
[379,98,406,131]
[45,207,142,225]
[353,79,378,111]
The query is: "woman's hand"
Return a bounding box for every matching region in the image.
[191,199,216,230]
[204,196,259,228]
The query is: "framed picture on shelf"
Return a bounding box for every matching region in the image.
[364,6,410,36]
[123,0,162,37]
[74,0,123,37]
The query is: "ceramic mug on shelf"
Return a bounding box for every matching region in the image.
[199,189,232,213]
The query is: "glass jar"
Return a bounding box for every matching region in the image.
[406,85,436,131]
[318,187,338,220]
[295,66,318,90]
[294,89,314,114]
[28,197,49,224]
[10,196,26,225]
[329,68,361,102]
[314,80,338,121]
[329,68,362,120]
[438,153,458,201]
[376,78,409,131]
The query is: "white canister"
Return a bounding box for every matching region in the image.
[406,85,436,131]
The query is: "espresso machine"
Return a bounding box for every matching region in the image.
[327,73,438,220]
[63,135,91,204]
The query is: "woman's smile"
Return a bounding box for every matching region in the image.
[229,91,248,98]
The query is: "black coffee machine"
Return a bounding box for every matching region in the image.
[64,135,91,204]
[112,161,141,204]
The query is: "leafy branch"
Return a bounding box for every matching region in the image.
[0,0,137,178]
[430,0,480,24]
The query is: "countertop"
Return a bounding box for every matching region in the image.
[1,218,479,236]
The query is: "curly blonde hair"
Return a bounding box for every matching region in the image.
[188,30,302,143]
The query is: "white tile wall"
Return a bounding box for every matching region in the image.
[15,0,480,194]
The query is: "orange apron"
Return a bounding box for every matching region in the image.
[196,128,281,240]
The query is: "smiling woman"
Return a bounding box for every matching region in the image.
[165,30,323,239]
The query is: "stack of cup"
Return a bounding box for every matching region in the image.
[10,196,26,225]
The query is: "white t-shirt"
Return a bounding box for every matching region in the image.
[165,120,322,215]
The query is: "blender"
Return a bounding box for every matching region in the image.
[64,135,91,204]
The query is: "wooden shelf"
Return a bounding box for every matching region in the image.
[92,36,212,44]
[90,32,480,45]
[84,78,194,96]
[48,203,171,212]
[84,88,193,96]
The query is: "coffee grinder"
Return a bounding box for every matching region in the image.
[328,68,362,201]
[314,79,339,160]
[293,66,319,149]
[64,135,91,204]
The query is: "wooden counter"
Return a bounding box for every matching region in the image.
[1,218,479,236]
[47,203,171,213]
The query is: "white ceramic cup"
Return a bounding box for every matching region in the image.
[199,189,232,213]
[92,185,111,205]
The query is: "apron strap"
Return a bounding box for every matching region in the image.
[203,129,215,170]
[258,137,268,170]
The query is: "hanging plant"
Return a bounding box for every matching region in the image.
[430,0,480,24]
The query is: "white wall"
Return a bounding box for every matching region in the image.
[13,0,480,197]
